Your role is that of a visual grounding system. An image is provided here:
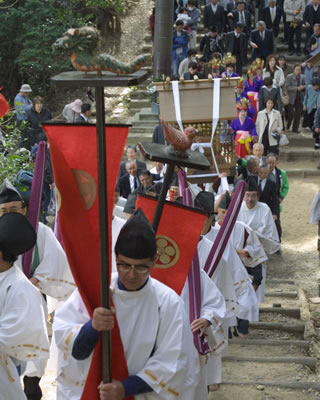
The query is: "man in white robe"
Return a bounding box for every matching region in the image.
[0,179,75,398]
[237,177,280,303]
[54,209,201,399]
[0,213,49,400]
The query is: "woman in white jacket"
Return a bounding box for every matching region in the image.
[263,55,285,89]
[256,98,283,155]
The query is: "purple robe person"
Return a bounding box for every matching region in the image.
[244,79,260,93]
[255,75,264,91]
[220,71,239,78]
[231,114,258,158]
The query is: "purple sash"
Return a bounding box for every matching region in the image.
[204,181,246,278]
[178,170,210,355]
[22,141,47,277]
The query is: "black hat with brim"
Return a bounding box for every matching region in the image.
[246,176,260,192]
[194,191,215,215]
[0,178,24,204]
[115,208,157,260]
[218,191,232,210]
[0,213,36,256]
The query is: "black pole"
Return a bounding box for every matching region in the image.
[95,86,112,383]
[153,0,174,79]
[152,163,175,233]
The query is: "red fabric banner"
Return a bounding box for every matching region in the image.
[43,124,130,399]
[136,195,207,295]
[0,92,10,118]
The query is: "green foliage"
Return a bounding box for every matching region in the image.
[83,0,124,13]
[0,112,34,185]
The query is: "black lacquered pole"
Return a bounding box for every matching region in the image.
[152,163,175,233]
[95,86,112,383]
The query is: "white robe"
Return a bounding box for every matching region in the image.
[237,201,280,303]
[200,227,259,323]
[111,216,126,272]
[181,269,227,395]
[237,202,280,255]
[0,266,49,399]
[17,222,76,301]
[53,274,201,400]
[230,221,268,268]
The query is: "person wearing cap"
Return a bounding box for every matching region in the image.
[54,209,201,400]
[303,77,320,145]
[237,177,280,303]
[216,191,267,292]
[196,191,257,382]
[14,84,33,124]
[0,179,75,399]
[0,212,49,399]
[62,99,83,123]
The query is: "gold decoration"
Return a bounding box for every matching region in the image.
[72,169,97,210]
[222,52,236,65]
[155,235,180,269]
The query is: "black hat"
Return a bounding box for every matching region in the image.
[246,176,260,192]
[194,191,215,215]
[0,179,24,204]
[311,77,320,86]
[0,213,36,256]
[123,194,137,215]
[218,191,231,210]
[115,208,157,259]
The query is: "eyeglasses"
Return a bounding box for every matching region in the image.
[116,262,151,275]
[0,206,24,216]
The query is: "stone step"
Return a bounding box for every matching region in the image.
[130,90,150,99]
[249,321,305,334]
[229,338,309,349]
[264,289,298,298]
[142,44,153,53]
[266,279,295,285]
[286,168,320,177]
[222,380,320,392]
[281,147,319,161]
[129,99,152,109]
[139,113,159,121]
[129,126,154,134]
[131,121,156,129]
[259,307,300,318]
[222,355,316,370]
[226,343,307,358]
[285,133,313,147]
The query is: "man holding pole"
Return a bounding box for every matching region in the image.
[54,209,201,399]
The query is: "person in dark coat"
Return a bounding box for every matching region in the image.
[227,0,251,37]
[259,77,283,113]
[200,25,225,62]
[250,21,274,62]
[224,23,248,75]
[260,0,283,43]
[303,0,320,52]
[24,96,51,150]
[183,61,204,80]
[203,0,225,35]
[118,145,147,182]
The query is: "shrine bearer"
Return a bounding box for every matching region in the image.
[0,213,49,400]
[53,209,200,400]
[237,177,280,303]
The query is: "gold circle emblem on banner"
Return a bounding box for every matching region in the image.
[72,169,97,210]
[55,186,62,212]
[155,235,180,269]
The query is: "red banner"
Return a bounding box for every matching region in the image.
[43,123,129,399]
[0,92,10,118]
[136,195,207,295]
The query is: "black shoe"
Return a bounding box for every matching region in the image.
[292,130,300,133]
[296,50,302,56]
[315,143,320,150]
[289,51,295,56]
